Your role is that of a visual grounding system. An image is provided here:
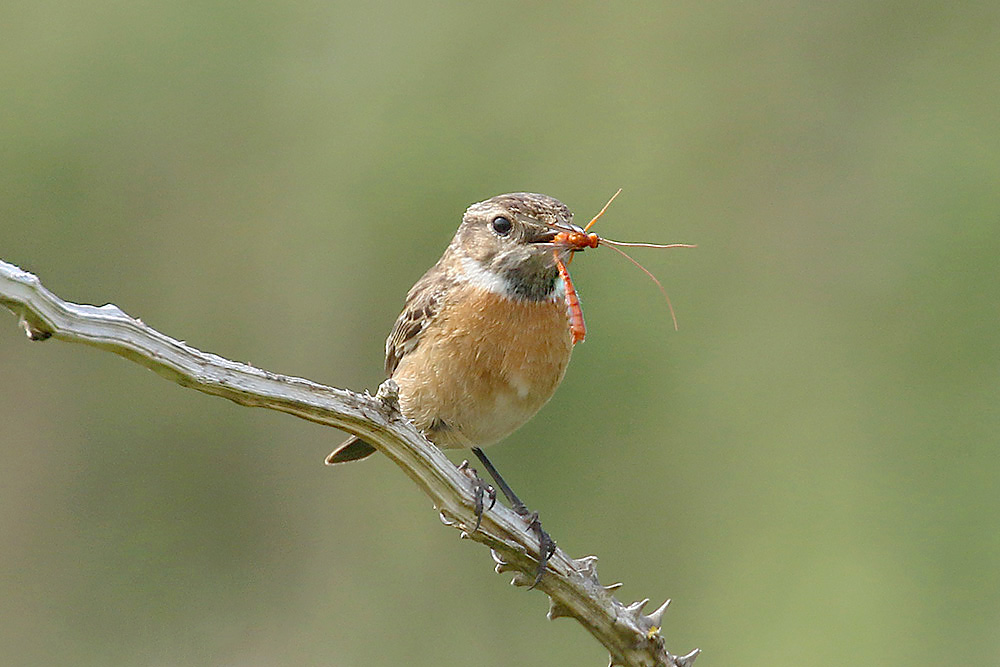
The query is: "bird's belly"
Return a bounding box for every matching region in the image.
[393,286,573,449]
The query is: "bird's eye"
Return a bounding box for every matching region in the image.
[491,216,513,236]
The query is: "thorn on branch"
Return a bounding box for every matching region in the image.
[573,554,600,581]
[547,598,573,620]
[642,599,671,630]
[18,312,52,340]
[624,598,650,619]
[676,648,701,666]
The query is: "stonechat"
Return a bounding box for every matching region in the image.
[326,192,584,580]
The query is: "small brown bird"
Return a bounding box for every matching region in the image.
[328,192,575,461]
[327,192,582,579]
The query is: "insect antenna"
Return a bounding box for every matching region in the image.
[584,187,622,232]
[585,189,695,330]
[598,239,697,250]
[598,240,687,331]
[543,188,696,331]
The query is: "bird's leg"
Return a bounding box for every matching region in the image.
[472,447,556,587]
[457,459,496,532]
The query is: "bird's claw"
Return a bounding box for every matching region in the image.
[458,460,496,532]
[518,509,556,588]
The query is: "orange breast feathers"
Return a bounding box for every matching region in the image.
[391,284,573,449]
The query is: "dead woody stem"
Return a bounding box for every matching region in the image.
[0,258,698,667]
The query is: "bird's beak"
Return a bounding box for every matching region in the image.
[528,228,558,244]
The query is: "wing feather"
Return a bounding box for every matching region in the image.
[384,266,452,376]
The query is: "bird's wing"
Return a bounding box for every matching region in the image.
[384,266,453,377]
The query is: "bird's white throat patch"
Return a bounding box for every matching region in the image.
[459,256,565,301]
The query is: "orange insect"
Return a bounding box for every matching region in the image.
[554,254,587,344]
[549,189,695,344]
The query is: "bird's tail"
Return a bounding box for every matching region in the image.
[325,435,377,464]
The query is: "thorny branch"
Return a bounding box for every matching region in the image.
[0,258,698,667]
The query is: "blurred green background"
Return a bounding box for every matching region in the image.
[2,2,999,665]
